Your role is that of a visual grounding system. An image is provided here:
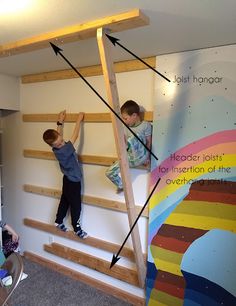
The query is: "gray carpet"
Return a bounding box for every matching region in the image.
[9,257,133,306]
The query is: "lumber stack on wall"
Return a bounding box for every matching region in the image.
[15,7,153,302]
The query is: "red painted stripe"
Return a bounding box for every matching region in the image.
[154,278,185,299]
[156,270,185,287]
[185,190,236,204]
[190,180,236,193]
[152,235,191,253]
[157,224,207,241]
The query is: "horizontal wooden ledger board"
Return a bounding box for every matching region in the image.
[44,242,140,287]
[21,57,156,83]
[22,111,153,122]
[23,184,149,218]
[23,218,147,261]
[0,9,149,57]
[23,149,150,170]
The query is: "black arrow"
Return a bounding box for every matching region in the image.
[110,177,161,268]
[50,42,158,161]
[106,34,171,83]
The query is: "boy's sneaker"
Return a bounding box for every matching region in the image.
[75,228,88,239]
[55,223,68,232]
[116,187,123,194]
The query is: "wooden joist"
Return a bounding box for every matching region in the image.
[23,149,150,170]
[0,9,149,58]
[22,111,153,122]
[23,184,149,218]
[23,183,149,217]
[24,149,117,166]
[97,28,146,287]
[21,57,156,83]
[24,218,143,261]
[44,242,140,287]
[24,218,144,261]
[24,251,145,306]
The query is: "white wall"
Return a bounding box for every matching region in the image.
[0,74,20,110]
[2,69,155,297]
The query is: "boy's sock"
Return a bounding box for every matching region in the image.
[55,223,68,232]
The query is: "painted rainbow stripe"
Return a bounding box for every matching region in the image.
[149,130,236,210]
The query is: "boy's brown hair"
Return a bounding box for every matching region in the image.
[43,129,59,146]
[121,100,140,116]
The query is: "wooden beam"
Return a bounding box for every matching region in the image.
[0,9,149,58]
[23,184,149,218]
[22,111,153,122]
[23,149,150,170]
[44,242,140,287]
[21,57,156,83]
[24,252,145,306]
[24,149,117,166]
[24,218,143,261]
[97,28,146,287]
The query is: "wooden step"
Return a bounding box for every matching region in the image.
[24,218,147,261]
[23,184,149,218]
[21,57,156,84]
[24,149,116,166]
[22,111,153,123]
[24,251,145,306]
[44,242,140,287]
[23,149,150,170]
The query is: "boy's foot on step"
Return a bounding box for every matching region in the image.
[116,187,123,194]
[55,223,68,232]
[75,228,88,239]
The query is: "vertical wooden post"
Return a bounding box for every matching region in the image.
[97,27,146,287]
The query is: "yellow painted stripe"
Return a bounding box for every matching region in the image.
[152,258,182,276]
[175,201,236,220]
[165,214,236,232]
[150,246,183,276]
[151,246,183,264]
[149,288,183,306]
[149,299,167,306]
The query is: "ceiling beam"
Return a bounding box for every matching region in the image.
[0,8,149,58]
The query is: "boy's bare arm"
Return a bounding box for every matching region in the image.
[146,135,152,151]
[57,110,66,136]
[143,134,152,166]
[70,112,84,144]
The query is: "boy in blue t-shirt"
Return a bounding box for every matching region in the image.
[43,110,88,239]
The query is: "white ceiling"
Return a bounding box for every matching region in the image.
[0,0,236,77]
